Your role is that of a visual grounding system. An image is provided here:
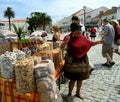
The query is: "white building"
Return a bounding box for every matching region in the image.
[101,7,117,20]
[116,6,120,20]
[85,6,108,23]
[0,19,28,32]
[55,6,93,31]
[55,6,109,30]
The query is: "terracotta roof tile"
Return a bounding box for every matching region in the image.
[12,19,26,22]
[1,19,26,23]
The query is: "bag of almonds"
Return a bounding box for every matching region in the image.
[15,58,36,93]
[34,59,63,102]
[0,51,16,79]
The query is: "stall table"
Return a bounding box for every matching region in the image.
[0,60,64,102]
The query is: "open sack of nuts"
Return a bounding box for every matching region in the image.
[0,50,26,79]
[15,58,35,93]
[15,56,41,93]
[34,59,63,102]
[0,51,16,79]
[52,48,63,68]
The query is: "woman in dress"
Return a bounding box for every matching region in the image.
[61,23,104,99]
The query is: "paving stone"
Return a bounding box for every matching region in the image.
[100,99,108,102]
[107,99,117,102]
[60,36,120,102]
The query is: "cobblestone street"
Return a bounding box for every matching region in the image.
[60,36,120,102]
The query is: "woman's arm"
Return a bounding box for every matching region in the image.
[55,32,60,41]
[100,31,107,35]
[61,36,70,49]
[93,39,105,46]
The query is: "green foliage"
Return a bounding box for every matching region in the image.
[27,12,52,31]
[12,23,24,40]
[17,38,30,43]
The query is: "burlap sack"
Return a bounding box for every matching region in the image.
[15,58,35,93]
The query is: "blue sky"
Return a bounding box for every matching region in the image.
[0,0,119,24]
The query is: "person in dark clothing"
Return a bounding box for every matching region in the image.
[61,23,104,100]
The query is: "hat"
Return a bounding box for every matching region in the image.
[71,16,79,21]
[70,23,81,32]
[111,19,119,26]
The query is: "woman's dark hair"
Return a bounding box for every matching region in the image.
[70,23,81,32]
[71,16,79,21]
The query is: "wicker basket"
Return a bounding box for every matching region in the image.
[0,42,12,55]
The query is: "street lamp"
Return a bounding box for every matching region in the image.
[83,6,86,26]
[99,11,103,26]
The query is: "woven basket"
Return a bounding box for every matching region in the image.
[0,42,12,55]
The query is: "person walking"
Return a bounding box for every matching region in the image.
[89,26,97,41]
[52,25,60,49]
[111,19,120,56]
[61,23,104,100]
[100,19,115,67]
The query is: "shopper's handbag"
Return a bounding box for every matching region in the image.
[63,54,89,73]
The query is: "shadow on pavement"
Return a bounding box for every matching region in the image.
[93,63,112,70]
[115,85,120,94]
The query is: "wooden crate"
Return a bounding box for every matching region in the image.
[0,42,12,55]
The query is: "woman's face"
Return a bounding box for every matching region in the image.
[73,30,81,37]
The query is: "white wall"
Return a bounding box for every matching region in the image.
[116,7,120,20]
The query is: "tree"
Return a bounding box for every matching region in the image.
[12,23,24,40]
[27,12,52,32]
[4,7,15,31]
[39,13,52,30]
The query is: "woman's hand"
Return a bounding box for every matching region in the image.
[99,39,105,44]
[64,35,70,44]
[61,35,70,49]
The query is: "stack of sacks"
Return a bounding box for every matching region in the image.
[14,50,26,60]
[38,50,53,60]
[0,42,11,55]
[29,56,41,66]
[39,43,50,51]
[0,51,16,78]
[0,50,26,79]
[33,50,53,61]
[47,42,53,50]
[29,46,38,55]
[52,48,63,68]
[15,58,36,93]
[22,47,31,58]
[34,59,63,102]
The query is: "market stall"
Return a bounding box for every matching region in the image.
[0,40,65,102]
[0,61,64,102]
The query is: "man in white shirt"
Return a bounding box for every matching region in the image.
[71,16,86,35]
